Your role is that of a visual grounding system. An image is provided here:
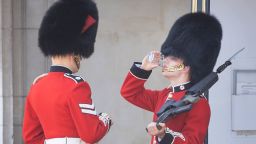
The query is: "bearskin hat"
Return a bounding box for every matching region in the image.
[161,12,222,84]
[38,0,98,58]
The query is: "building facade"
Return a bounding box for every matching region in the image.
[1,0,256,144]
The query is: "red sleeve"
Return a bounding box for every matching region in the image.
[179,98,210,143]
[22,91,45,144]
[67,81,109,143]
[120,63,161,112]
[159,98,210,144]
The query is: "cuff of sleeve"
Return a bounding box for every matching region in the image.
[130,62,152,80]
[157,133,174,144]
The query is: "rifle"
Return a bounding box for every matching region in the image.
[155,48,245,130]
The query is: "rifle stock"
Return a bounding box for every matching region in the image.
[153,48,245,130]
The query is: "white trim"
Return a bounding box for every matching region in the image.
[64,74,78,84]
[44,137,86,144]
[79,103,95,109]
[167,81,191,89]
[166,128,185,142]
[81,109,97,115]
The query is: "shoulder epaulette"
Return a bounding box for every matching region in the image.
[64,73,84,84]
[33,73,48,85]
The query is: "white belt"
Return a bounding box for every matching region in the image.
[44,137,86,144]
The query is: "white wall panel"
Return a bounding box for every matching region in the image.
[210,0,256,143]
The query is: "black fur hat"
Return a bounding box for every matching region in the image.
[38,0,98,58]
[161,12,222,84]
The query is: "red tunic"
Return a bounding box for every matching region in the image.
[22,66,110,144]
[120,63,210,144]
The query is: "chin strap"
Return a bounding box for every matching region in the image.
[162,63,185,72]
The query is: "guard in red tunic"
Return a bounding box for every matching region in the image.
[120,13,222,144]
[22,0,112,144]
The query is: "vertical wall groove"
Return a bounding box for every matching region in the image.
[2,0,14,143]
[0,0,4,142]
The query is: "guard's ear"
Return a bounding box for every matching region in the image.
[183,65,190,73]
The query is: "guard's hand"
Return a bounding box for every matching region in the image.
[98,113,113,131]
[146,122,166,139]
[141,51,161,71]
